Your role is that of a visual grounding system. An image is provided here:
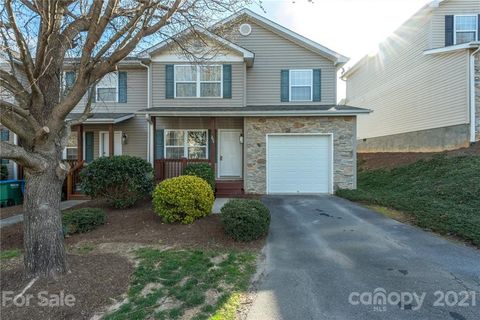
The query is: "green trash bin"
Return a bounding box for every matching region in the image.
[0,179,24,207]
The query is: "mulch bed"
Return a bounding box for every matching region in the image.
[1,199,264,251]
[0,204,23,219]
[0,254,132,320]
[358,143,480,171]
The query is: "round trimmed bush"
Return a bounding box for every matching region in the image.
[183,163,215,192]
[62,208,106,235]
[152,175,214,224]
[80,155,154,208]
[220,199,270,241]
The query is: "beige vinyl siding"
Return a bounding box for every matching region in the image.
[72,67,148,113]
[84,116,147,160]
[155,117,243,130]
[233,20,337,105]
[346,6,470,139]
[151,62,244,107]
[430,0,480,48]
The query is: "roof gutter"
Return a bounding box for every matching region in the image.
[470,47,480,143]
[136,110,371,117]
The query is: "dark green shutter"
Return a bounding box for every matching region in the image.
[313,69,321,102]
[65,71,75,92]
[165,65,174,99]
[445,15,454,46]
[0,129,9,141]
[155,129,164,159]
[118,71,127,103]
[222,64,232,99]
[85,132,94,163]
[281,70,289,102]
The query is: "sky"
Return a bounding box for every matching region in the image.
[248,0,432,100]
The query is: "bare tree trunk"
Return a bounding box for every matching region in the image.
[23,160,68,278]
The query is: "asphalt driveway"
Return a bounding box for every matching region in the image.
[246,196,480,320]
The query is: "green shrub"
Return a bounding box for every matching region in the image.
[62,208,106,235]
[183,163,215,192]
[152,175,214,224]
[220,199,270,241]
[0,164,8,180]
[80,155,154,208]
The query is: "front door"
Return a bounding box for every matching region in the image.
[218,130,243,178]
[99,131,122,157]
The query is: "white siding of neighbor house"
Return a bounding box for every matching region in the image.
[72,67,148,113]
[430,0,480,48]
[233,20,337,105]
[345,2,470,139]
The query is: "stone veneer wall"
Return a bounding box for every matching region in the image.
[475,52,479,140]
[244,116,356,194]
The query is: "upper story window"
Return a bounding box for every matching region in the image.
[455,15,478,44]
[174,65,222,98]
[97,72,118,102]
[289,70,313,102]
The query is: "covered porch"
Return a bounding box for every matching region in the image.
[65,113,136,200]
[151,116,245,197]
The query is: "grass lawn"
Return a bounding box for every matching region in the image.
[0,199,265,320]
[105,248,256,320]
[337,155,480,246]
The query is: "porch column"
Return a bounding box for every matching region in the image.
[108,123,114,156]
[77,124,83,161]
[152,116,156,160]
[209,117,216,167]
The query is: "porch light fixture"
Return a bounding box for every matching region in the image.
[122,133,128,144]
[239,133,244,144]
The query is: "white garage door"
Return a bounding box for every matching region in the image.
[267,134,332,194]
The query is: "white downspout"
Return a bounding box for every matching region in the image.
[140,61,153,164]
[13,133,18,179]
[469,47,480,143]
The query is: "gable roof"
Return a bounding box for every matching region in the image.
[342,0,448,79]
[138,9,348,67]
[138,25,255,66]
[218,9,349,66]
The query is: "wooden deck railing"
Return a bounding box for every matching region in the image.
[66,160,86,199]
[154,158,211,181]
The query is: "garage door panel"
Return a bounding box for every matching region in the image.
[267,135,331,194]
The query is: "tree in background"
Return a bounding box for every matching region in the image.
[0,0,252,279]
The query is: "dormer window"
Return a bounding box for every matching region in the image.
[454,15,478,44]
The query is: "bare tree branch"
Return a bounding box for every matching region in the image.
[0,141,47,170]
[5,0,42,99]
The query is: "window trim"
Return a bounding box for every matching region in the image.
[96,72,119,103]
[62,131,79,160]
[174,65,223,98]
[164,129,209,159]
[454,15,478,45]
[289,69,313,102]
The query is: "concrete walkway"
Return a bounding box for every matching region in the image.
[246,195,480,320]
[0,200,87,228]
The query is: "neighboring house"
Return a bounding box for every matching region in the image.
[343,0,479,152]
[5,9,370,197]
[0,126,18,180]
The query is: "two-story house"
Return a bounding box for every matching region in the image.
[51,9,369,198]
[342,0,479,152]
